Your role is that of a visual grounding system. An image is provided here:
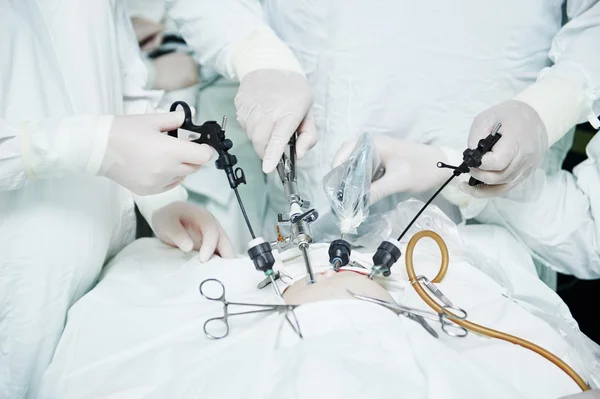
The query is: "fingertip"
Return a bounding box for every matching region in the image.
[332,141,355,168]
[262,137,289,170]
[296,136,317,160]
[199,144,216,161]
[262,159,277,174]
[295,124,318,160]
[296,148,307,160]
[169,111,186,129]
[182,142,215,166]
[262,142,287,173]
[198,245,215,263]
[178,238,193,253]
[217,233,237,259]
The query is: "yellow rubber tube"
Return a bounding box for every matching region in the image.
[405,230,589,392]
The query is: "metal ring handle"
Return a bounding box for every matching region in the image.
[203,317,229,340]
[199,279,226,301]
[441,305,468,320]
[440,317,468,338]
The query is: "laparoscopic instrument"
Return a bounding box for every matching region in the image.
[255,133,320,288]
[168,102,309,337]
[341,123,590,391]
[367,122,504,279]
[167,101,281,295]
[272,134,319,284]
[199,279,302,340]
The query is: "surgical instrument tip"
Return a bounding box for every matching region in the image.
[285,310,303,339]
[332,259,342,272]
[269,273,282,297]
[299,243,315,284]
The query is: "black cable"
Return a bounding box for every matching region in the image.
[396,174,456,241]
[234,187,256,239]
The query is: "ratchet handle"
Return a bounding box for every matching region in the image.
[168,101,246,189]
[168,101,232,153]
[464,132,502,186]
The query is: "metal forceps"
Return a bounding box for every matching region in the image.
[348,291,468,338]
[414,275,468,330]
[199,279,302,340]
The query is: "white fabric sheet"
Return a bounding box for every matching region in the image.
[40,229,588,399]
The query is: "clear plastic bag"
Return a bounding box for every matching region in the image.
[322,133,383,235]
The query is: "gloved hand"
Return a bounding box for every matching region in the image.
[152,201,236,262]
[461,100,548,198]
[100,112,215,196]
[333,136,449,204]
[152,52,200,91]
[235,69,318,173]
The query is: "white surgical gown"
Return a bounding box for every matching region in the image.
[0,1,163,397]
[475,132,600,279]
[258,0,600,241]
[0,0,291,395]
[37,234,593,398]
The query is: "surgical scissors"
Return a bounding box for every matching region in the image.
[199,279,302,340]
[414,275,468,323]
[348,291,468,338]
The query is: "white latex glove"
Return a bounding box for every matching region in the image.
[152,201,236,262]
[100,112,215,196]
[333,136,449,204]
[461,100,548,198]
[152,52,200,91]
[234,69,317,173]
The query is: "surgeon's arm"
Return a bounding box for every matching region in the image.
[465,2,600,197]
[0,116,112,192]
[165,0,316,173]
[112,1,190,227]
[474,135,600,279]
[164,0,301,81]
[514,1,600,148]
